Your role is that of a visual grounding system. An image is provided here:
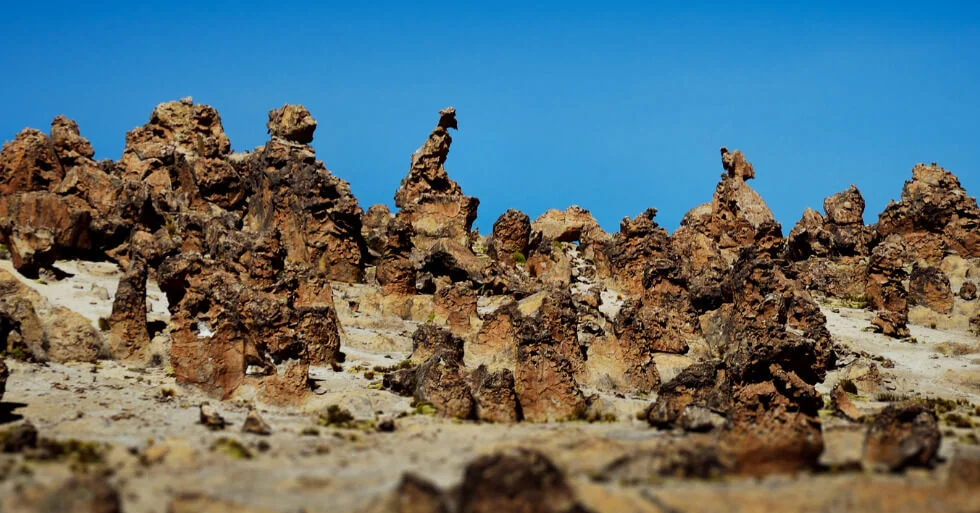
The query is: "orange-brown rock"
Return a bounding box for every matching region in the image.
[362,204,393,263]
[668,225,728,311]
[682,148,783,261]
[0,191,94,276]
[243,109,365,283]
[867,236,911,338]
[414,352,475,420]
[394,107,478,251]
[108,259,150,362]
[117,97,231,182]
[721,381,824,475]
[0,128,63,195]
[488,209,531,266]
[604,208,670,295]
[377,218,417,295]
[863,401,940,472]
[530,206,608,249]
[266,104,317,144]
[909,264,954,314]
[469,365,521,423]
[876,163,980,263]
[433,282,478,337]
[409,324,464,364]
[514,328,586,422]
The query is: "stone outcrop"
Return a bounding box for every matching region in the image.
[866,236,911,337]
[876,163,980,263]
[108,259,150,361]
[681,148,782,262]
[394,107,478,251]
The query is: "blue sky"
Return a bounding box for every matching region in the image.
[2,2,978,234]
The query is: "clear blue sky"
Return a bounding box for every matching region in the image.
[2,2,978,234]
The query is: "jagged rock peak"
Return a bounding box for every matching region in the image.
[824,185,865,226]
[720,146,755,181]
[395,106,463,208]
[267,104,317,144]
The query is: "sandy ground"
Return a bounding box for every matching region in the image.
[0,260,979,512]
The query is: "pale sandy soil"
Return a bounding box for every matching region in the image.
[0,260,978,512]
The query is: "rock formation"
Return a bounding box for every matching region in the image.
[877,163,980,264]
[866,236,911,338]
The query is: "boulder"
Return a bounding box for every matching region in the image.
[0,128,63,195]
[862,402,940,472]
[0,192,94,276]
[362,204,392,263]
[42,306,106,363]
[603,208,670,295]
[266,104,317,144]
[409,324,464,364]
[488,209,531,266]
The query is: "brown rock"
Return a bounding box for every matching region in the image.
[0,191,93,276]
[830,382,861,421]
[668,225,728,310]
[786,208,832,260]
[825,185,866,226]
[530,206,608,247]
[108,259,150,362]
[433,282,478,337]
[199,403,227,430]
[118,97,231,181]
[377,218,417,295]
[514,335,586,422]
[42,307,106,363]
[877,163,980,263]
[863,401,940,472]
[394,107,479,252]
[0,128,62,195]
[960,281,978,301]
[645,360,730,429]
[409,324,465,364]
[866,236,910,338]
[457,448,592,513]
[469,365,521,423]
[242,410,272,435]
[488,209,531,266]
[909,265,954,314]
[604,208,670,295]
[721,381,824,476]
[414,352,475,420]
[266,104,317,144]
[0,270,47,361]
[682,148,781,260]
[362,204,392,263]
[50,115,95,166]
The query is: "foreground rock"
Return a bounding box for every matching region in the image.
[862,402,940,472]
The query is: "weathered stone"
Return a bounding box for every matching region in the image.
[488,209,531,266]
[863,402,940,472]
[391,474,450,513]
[0,128,62,195]
[530,206,608,248]
[377,218,417,296]
[646,360,729,429]
[266,104,317,144]
[604,208,670,295]
[909,265,954,314]
[42,307,106,363]
[877,163,980,263]
[515,337,586,422]
[414,352,475,420]
[362,204,392,263]
[0,192,94,276]
[866,236,910,338]
[50,115,95,166]
[409,324,464,364]
[469,365,521,423]
[108,259,150,362]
